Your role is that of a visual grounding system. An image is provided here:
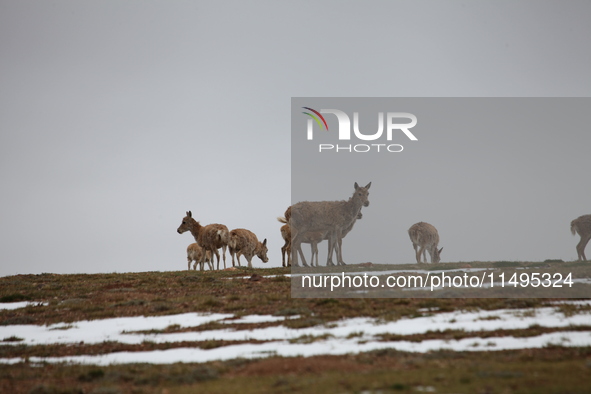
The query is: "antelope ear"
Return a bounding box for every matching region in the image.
[187,211,192,217]
[365,182,371,189]
[438,247,443,254]
[354,182,359,189]
[263,238,267,246]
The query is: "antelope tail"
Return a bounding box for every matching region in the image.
[571,221,577,236]
[217,229,230,244]
[227,233,238,250]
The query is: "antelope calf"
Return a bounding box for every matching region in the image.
[408,222,443,264]
[278,212,362,267]
[177,211,230,270]
[228,228,269,268]
[186,243,213,271]
[278,217,324,267]
[279,220,291,267]
[571,214,591,261]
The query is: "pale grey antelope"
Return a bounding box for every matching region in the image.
[571,214,591,261]
[408,221,443,264]
[288,182,371,267]
[278,217,326,267]
[279,211,364,267]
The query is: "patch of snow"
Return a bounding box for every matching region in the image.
[2,330,590,366]
[0,302,47,310]
[1,305,590,365]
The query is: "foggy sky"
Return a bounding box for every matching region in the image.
[1,1,590,276]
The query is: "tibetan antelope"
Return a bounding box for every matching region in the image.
[326,212,363,266]
[186,243,213,271]
[279,221,291,267]
[177,211,230,270]
[228,228,269,268]
[408,222,443,264]
[279,211,364,267]
[571,214,591,261]
[288,182,371,267]
[278,217,325,267]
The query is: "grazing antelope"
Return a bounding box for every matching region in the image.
[408,222,443,264]
[287,182,371,267]
[571,214,591,261]
[186,243,213,271]
[228,228,269,268]
[177,211,230,270]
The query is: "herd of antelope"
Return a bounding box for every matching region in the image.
[177,183,591,270]
[177,211,269,271]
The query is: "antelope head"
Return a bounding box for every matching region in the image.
[177,211,194,234]
[354,182,371,207]
[257,239,269,263]
[433,247,443,264]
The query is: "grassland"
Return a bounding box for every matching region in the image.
[1,263,590,394]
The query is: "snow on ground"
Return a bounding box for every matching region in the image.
[0,300,590,365]
[0,302,48,310]
[2,330,590,366]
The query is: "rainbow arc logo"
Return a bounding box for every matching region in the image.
[301,107,328,131]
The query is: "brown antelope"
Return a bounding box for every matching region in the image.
[177,211,230,270]
[408,222,443,264]
[186,243,213,271]
[571,214,591,261]
[228,228,269,268]
[279,221,291,267]
[288,182,371,267]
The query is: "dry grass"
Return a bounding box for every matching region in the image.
[1,264,590,393]
[2,348,591,393]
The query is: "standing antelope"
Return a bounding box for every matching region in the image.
[288,182,371,267]
[279,221,291,267]
[408,222,443,264]
[571,214,591,261]
[186,243,213,271]
[326,212,363,266]
[228,228,269,268]
[279,211,363,267]
[278,217,325,267]
[177,211,230,270]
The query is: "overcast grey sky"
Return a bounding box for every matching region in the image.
[1,1,590,276]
